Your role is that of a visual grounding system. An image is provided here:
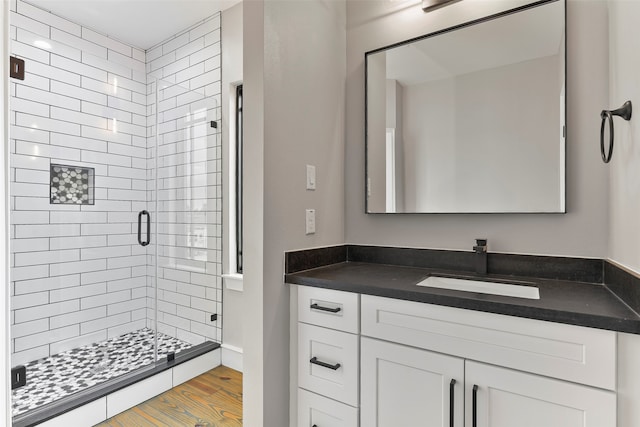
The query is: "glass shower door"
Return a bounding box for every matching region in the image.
[150,78,221,358]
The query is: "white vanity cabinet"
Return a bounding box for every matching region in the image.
[360,294,617,427]
[296,286,360,427]
[294,287,619,427]
[360,337,615,427]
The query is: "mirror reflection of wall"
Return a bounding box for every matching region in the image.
[366,0,566,214]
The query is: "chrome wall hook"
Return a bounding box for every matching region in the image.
[601,100,632,163]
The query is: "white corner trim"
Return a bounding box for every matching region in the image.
[223,273,244,292]
[221,343,243,372]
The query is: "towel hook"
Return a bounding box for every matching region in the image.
[600,100,632,163]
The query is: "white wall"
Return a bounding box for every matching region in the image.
[346,0,610,256]
[607,0,640,274]
[243,0,346,425]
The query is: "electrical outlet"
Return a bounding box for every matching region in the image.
[306,165,316,190]
[211,313,218,322]
[306,209,316,234]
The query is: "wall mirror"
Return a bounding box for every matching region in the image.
[366,0,565,213]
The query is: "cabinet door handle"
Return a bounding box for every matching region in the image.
[310,303,341,313]
[472,384,479,427]
[310,357,341,370]
[449,379,456,427]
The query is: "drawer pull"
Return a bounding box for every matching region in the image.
[472,384,479,427]
[310,356,341,370]
[310,303,341,313]
[450,379,456,427]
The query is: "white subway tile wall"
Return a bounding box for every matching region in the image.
[10,0,222,367]
[147,13,222,347]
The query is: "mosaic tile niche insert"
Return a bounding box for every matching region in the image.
[50,164,95,205]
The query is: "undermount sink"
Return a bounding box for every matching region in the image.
[416,275,540,300]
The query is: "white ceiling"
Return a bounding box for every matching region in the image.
[25,0,241,50]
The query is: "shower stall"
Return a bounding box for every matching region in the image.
[8,0,224,422]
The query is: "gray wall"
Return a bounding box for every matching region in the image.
[346,0,609,256]
[387,79,405,211]
[607,0,640,275]
[243,1,346,425]
[403,75,456,211]
[401,55,561,212]
[221,1,243,355]
[366,52,386,211]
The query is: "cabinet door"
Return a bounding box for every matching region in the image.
[465,361,616,427]
[361,337,464,427]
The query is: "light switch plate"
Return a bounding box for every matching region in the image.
[306,165,316,190]
[305,209,316,234]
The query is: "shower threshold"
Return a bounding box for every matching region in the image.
[12,329,220,427]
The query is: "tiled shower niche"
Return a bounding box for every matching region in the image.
[50,164,95,205]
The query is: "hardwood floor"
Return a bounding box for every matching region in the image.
[95,365,242,427]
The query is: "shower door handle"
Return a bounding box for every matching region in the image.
[138,210,150,246]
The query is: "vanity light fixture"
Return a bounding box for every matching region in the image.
[422,0,460,12]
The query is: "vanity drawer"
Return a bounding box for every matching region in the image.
[298,389,358,427]
[298,286,359,333]
[361,295,616,390]
[298,322,359,406]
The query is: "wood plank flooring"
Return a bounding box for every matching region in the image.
[95,365,242,427]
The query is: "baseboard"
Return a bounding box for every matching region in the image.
[222,343,243,372]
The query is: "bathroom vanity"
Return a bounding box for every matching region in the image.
[286,245,640,427]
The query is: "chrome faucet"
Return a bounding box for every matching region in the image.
[473,239,487,275]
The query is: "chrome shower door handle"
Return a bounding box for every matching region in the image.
[138,210,151,246]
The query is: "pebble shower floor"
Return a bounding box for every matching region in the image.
[12,328,193,416]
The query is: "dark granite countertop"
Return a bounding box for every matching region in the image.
[285,260,640,335]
